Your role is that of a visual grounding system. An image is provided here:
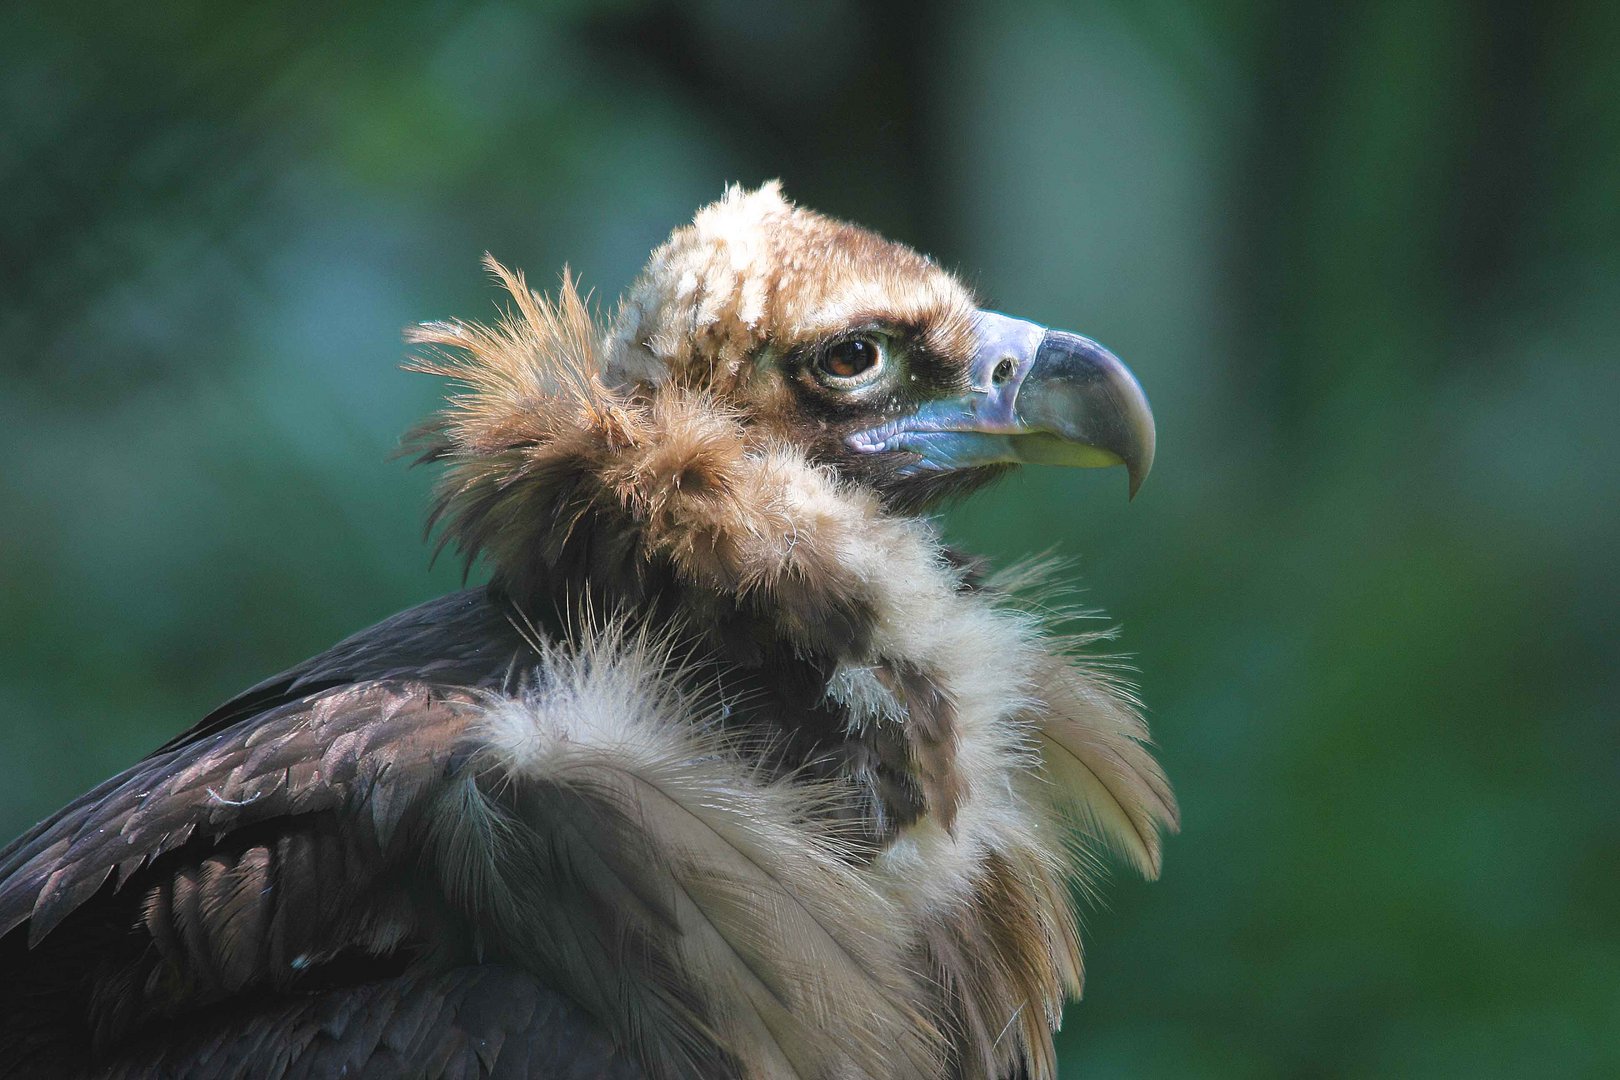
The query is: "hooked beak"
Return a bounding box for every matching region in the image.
[848,310,1156,497]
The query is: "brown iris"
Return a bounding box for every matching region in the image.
[818,337,881,381]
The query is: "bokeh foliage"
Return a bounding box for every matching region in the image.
[2,1,1615,1075]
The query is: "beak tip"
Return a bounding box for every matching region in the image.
[1019,326,1156,501]
[1126,461,1148,500]
[1126,435,1154,501]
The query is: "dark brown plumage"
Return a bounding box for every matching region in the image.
[0,184,1176,1079]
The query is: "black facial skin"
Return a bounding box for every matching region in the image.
[774,321,1013,513]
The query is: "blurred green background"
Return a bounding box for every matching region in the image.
[2,1,1616,1075]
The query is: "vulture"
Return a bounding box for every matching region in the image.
[0,183,1177,1080]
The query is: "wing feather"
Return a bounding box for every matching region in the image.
[0,680,474,947]
[94,966,644,1080]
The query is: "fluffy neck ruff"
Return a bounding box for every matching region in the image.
[408,262,1177,1079]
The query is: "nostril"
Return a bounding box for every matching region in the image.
[992,358,1016,386]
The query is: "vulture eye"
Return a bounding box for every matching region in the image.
[815,335,886,386]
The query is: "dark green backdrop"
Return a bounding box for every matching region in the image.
[3,2,1615,1074]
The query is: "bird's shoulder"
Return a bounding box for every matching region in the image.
[0,587,631,1076]
[0,587,528,937]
